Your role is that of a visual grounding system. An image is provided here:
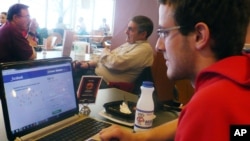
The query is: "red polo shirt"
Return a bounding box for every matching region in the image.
[0,22,33,62]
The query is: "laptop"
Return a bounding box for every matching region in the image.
[0,57,110,141]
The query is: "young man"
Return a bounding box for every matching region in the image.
[0,3,36,62]
[75,15,154,86]
[99,0,250,140]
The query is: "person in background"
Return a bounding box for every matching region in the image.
[0,3,36,62]
[24,18,39,48]
[56,16,67,30]
[99,0,250,141]
[99,18,110,35]
[0,12,7,27]
[53,16,67,43]
[76,17,88,35]
[75,15,154,88]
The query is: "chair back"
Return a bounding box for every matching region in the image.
[107,67,153,95]
[132,67,154,95]
[46,36,57,50]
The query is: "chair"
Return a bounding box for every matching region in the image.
[108,67,154,95]
[51,32,63,46]
[132,67,154,94]
[46,36,57,50]
[108,82,135,93]
[89,30,112,48]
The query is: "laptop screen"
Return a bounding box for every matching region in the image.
[0,57,78,140]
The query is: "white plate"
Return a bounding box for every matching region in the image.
[99,109,134,127]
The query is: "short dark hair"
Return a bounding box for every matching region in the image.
[1,12,7,16]
[158,0,250,59]
[7,3,29,21]
[131,15,154,39]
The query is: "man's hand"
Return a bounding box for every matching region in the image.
[73,61,89,70]
[99,125,134,141]
[27,35,38,47]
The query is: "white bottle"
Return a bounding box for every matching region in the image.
[134,81,155,132]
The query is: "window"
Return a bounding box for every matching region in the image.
[0,0,115,34]
[20,0,47,28]
[0,0,18,14]
[74,0,115,33]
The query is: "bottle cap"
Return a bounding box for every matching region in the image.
[142,81,153,88]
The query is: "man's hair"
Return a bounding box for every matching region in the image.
[1,12,7,16]
[7,3,29,21]
[158,0,250,59]
[131,15,154,39]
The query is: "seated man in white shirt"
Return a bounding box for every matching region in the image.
[74,15,154,88]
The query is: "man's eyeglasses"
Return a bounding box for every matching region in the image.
[17,14,30,19]
[157,26,181,39]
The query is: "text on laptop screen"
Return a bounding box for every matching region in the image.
[1,60,77,135]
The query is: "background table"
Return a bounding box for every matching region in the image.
[36,46,102,61]
[75,35,112,41]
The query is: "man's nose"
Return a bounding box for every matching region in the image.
[155,38,165,52]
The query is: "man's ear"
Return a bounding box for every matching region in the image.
[194,22,210,50]
[140,31,147,39]
[13,15,19,22]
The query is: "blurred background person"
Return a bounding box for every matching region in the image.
[55,16,67,30]
[76,17,88,35]
[53,16,66,43]
[24,18,39,48]
[99,18,110,35]
[0,12,7,27]
[0,3,36,62]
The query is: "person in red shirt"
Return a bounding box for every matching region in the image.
[0,3,36,62]
[99,0,250,141]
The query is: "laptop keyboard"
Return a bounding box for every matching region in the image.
[37,118,111,141]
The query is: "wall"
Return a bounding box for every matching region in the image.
[111,0,159,49]
[175,80,194,105]
[246,24,250,43]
